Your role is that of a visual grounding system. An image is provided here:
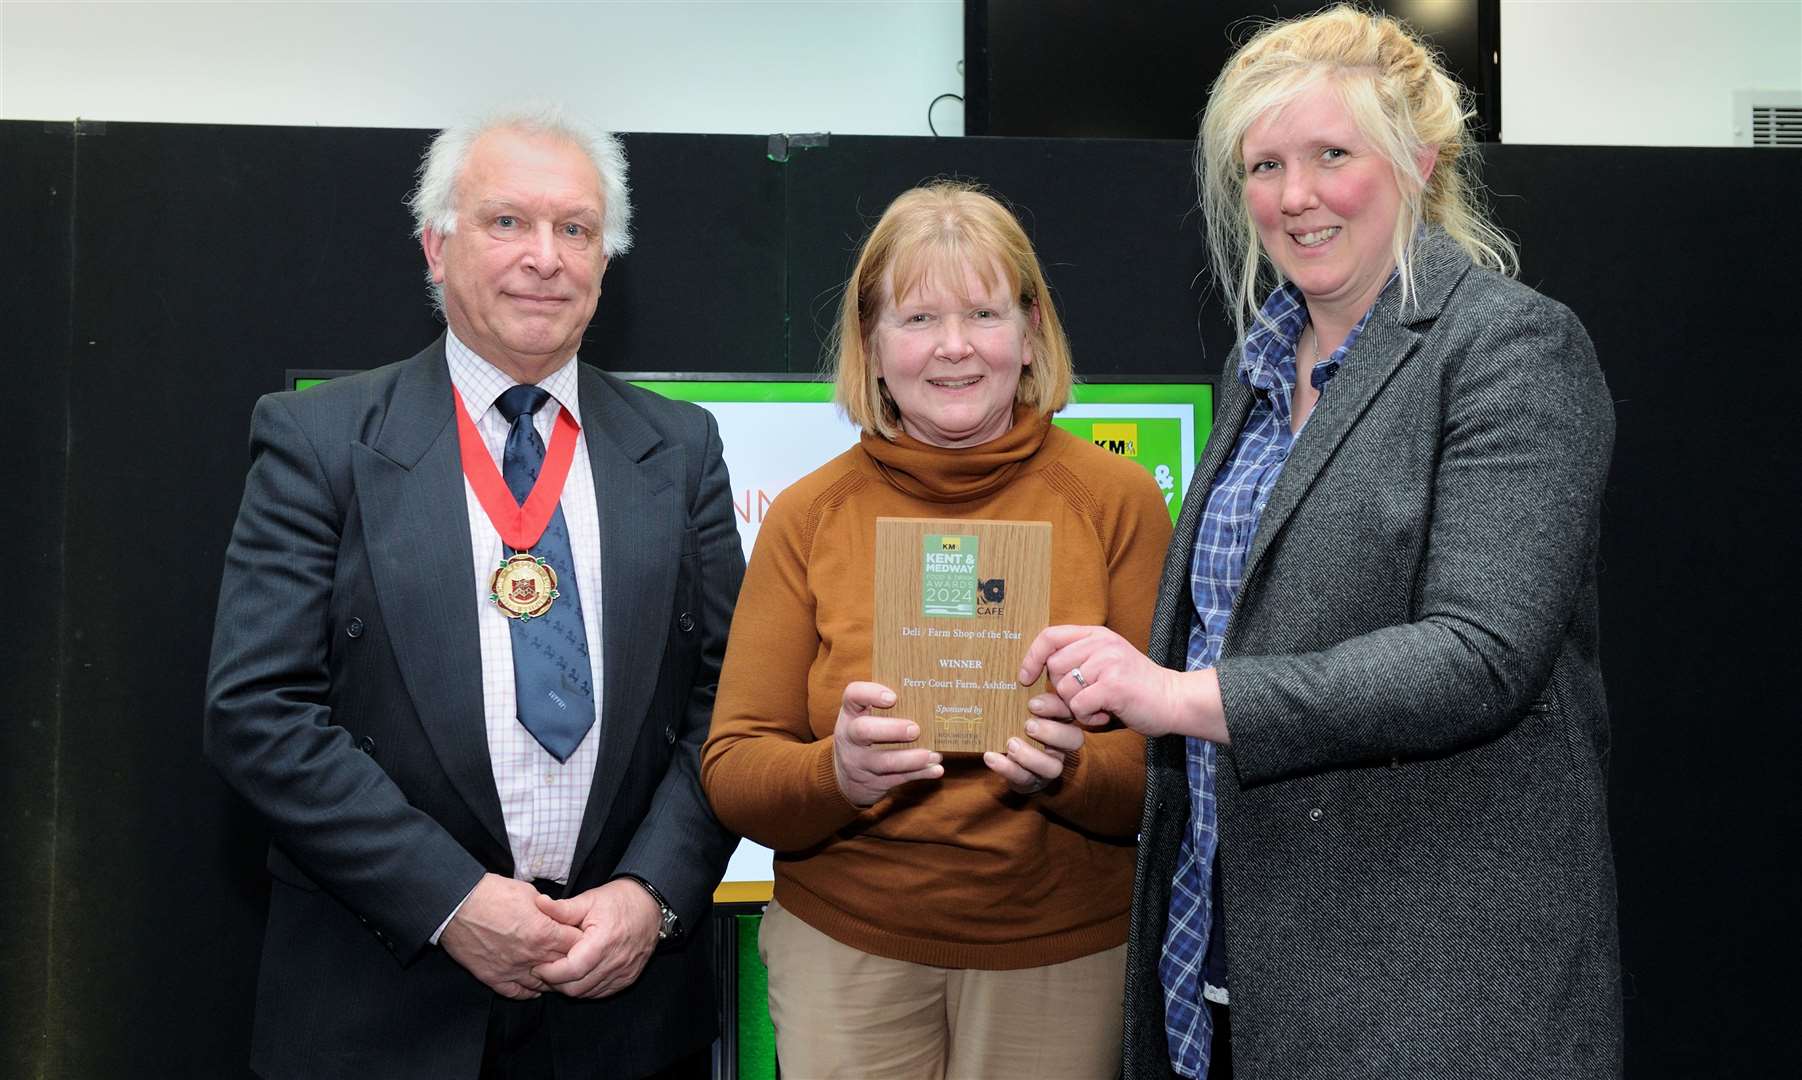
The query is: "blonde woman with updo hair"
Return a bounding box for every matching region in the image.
[703,182,1171,1079]
[1019,7,1621,1077]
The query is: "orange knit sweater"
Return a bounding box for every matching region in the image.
[701,412,1172,969]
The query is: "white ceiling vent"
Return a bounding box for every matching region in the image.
[1734,90,1802,147]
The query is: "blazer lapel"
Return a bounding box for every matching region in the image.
[1240,232,1471,586]
[569,368,683,879]
[1149,371,1253,669]
[351,340,509,857]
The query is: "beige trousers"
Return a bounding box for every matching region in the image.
[758,899,1125,1080]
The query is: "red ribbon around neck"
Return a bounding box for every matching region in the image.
[452,386,580,551]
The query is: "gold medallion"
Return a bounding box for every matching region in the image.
[488,553,560,620]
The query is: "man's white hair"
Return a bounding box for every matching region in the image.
[407,104,633,308]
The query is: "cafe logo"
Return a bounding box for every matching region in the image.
[977,578,1006,617]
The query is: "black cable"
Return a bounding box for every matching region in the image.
[927,92,964,137]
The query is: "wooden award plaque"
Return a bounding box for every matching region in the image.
[871,517,1052,754]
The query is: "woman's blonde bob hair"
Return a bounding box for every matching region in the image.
[831,182,1074,439]
[1199,3,1518,341]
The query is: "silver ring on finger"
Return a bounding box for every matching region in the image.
[1070,667,1087,688]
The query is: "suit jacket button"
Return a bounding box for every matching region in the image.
[358,736,376,754]
[1308,807,1324,822]
[676,612,695,633]
[664,725,677,745]
[346,617,365,639]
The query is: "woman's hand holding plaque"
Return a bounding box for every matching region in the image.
[831,681,946,807]
[981,716,1084,795]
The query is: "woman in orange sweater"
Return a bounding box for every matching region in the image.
[700,182,1171,1079]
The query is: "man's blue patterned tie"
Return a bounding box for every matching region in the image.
[495,384,595,762]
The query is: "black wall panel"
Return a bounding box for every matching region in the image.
[3,118,1797,1076]
[779,135,1222,377]
[589,133,785,372]
[0,120,74,1080]
[1486,146,1802,1076]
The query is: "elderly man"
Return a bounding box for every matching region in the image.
[205,107,743,1079]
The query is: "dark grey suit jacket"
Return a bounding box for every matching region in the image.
[1124,232,1622,1079]
[205,338,744,1080]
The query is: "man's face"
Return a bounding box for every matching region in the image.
[422,128,610,380]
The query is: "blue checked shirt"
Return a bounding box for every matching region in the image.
[1160,281,1378,1078]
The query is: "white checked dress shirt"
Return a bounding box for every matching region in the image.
[446,331,604,886]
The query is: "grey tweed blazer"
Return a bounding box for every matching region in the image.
[1124,230,1622,1080]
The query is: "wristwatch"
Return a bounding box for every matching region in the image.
[626,876,680,941]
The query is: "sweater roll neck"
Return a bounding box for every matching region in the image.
[858,406,1053,503]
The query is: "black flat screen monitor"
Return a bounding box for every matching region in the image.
[967,1,1499,142]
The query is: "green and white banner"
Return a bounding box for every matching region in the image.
[632,375,1215,890]
[636,378,1214,565]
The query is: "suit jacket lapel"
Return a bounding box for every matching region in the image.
[569,367,683,879]
[1241,231,1471,587]
[351,339,509,858]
